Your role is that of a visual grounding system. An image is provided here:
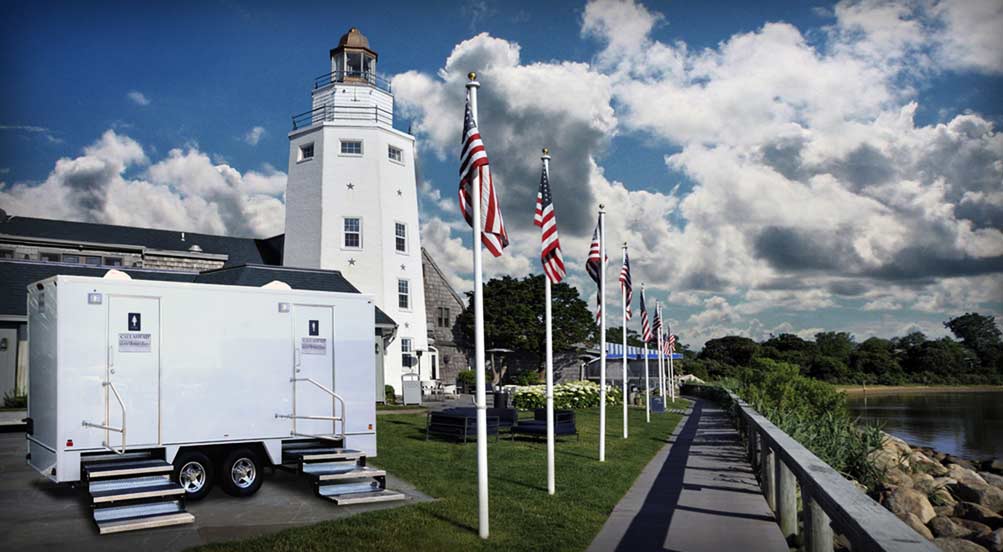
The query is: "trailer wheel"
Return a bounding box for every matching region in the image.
[219,448,263,497]
[174,450,214,501]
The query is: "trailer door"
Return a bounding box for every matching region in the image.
[292,305,336,438]
[108,296,160,447]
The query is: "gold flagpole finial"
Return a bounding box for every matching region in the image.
[468,72,477,81]
[542,147,549,155]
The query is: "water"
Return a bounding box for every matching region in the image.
[847,391,1003,460]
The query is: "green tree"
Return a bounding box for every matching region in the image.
[815,331,855,364]
[850,337,904,384]
[944,313,1003,372]
[455,274,593,379]
[761,333,817,370]
[700,336,759,367]
[607,326,645,347]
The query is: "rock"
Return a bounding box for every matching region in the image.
[887,487,938,524]
[953,518,994,537]
[932,516,974,538]
[934,537,990,552]
[951,482,1003,513]
[885,468,915,489]
[938,504,961,516]
[913,452,951,476]
[947,456,978,470]
[914,473,938,493]
[955,502,1003,529]
[990,459,1003,475]
[898,511,934,540]
[951,465,990,487]
[976,528,1003,552]
[883,433,912,455]
[934,488,960,508]
[870,448,908,472]
[980,472,1003,490]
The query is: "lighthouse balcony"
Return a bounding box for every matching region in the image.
[313,70,392,93]
[291,103,400,131]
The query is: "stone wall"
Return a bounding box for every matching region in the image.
[421,249,470,385]
[142,255,225,272]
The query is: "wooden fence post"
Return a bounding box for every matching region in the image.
[763,446,776,511]
[775,459,797,541]
[803,493,833,552]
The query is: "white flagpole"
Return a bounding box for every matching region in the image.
[669,341,675,404]
[599,206,607,462]
[621,243,628,439]
[542,149,555,496]
[467,73,489,540]
[657,302,664,402]
[642,284,650,423]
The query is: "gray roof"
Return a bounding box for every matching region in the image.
[0,216,284,266]
[0,259,395,328]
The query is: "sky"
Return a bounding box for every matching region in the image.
[1,0,1001,348]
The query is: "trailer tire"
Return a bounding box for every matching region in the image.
[219,448,263,497]
[174,450,214,501]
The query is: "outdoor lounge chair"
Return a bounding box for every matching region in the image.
[425,408,512,443]
[509,409,579,441]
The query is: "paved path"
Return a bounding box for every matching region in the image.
[589,399,788,552]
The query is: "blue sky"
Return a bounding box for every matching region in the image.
[2,0,1002,347]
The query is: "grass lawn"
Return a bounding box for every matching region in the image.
[376,403,427,411]
[197,400,688,552]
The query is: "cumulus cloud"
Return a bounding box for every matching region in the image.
[242,126,266,146]
[0,130,285,237]
[127,91,151,106]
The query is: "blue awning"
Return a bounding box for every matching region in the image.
[605,342,682,360]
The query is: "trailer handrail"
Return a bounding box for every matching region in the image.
[277,377,346,441]
[81,381,126,455]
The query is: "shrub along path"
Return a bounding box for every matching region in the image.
[195,403,687,552]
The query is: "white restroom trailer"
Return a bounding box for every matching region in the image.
[26,272,403,534]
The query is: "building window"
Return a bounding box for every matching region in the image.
[443,354,450,366]
[62,254,80,264]
[400,337,413,368]
[0,249,13,259]
[340,140,363,155]
[40,252,60,262]
[84,256,101,266]
[105,257,123,267]
[398,279,410,310]
[343,217,362,249]
[388,145,403,163]
[299,142,314,161]
[437,307,450,328]
[394,222,407,253]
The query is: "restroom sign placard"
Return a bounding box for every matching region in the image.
[301,337,327,355]
[119,333,152,353]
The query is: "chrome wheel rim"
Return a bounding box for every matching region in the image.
[179,461,207,493]
[231,458,256,489]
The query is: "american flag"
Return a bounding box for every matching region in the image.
[586,220,602,324]
[640,288,652,343]
[534,163,565,283]
[619,249,632,320]
[458,91,508,257]
[668,333,676,353]
[652,306,662,334]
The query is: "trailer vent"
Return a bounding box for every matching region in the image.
[262,280,292,290]
[103,269,132,280]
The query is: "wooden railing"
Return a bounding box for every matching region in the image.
[728,392,939,552]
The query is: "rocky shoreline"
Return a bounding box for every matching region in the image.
[869,433,1003,551]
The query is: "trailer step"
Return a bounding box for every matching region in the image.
[325,490,406,505]
[283,448,362,463]
[96,512,194,534]
[317,480,383,497]
[310,466,385,482]
[91,481,185,504]
[85,459,173,479]
[81,451,155,465]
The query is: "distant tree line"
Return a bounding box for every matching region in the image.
[682,313,1003,385]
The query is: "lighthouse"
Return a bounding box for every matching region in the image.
[283,28,428,396]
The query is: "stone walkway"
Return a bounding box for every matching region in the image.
[588,399,788,552]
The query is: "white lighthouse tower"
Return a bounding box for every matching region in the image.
[283,28,427,396]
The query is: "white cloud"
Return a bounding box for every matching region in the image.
[127,91,151,106]
[242,126,266,146]
[0,124,63,144]
[0,130,286,237]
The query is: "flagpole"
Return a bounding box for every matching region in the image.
[599,206,607,462]
[642,284,650,423]
[657,302,664,401]
[621,243,628,439]
[542,149,555,495]
[669,341,675,404]
[467,72,489,540]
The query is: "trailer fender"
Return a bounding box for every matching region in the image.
[165,445,181,464]
[262,439,282,466]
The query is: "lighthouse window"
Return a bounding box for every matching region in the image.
[298,143,314,161]
[343,217,362,249]
[388,145,403,163]
[397,279,410,310]
[346,52,363,77]
[340,140,363,155]
[395,222,407,253]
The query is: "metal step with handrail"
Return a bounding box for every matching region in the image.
[82,380,127,455]
[276,377,346,443]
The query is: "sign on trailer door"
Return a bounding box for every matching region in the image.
[108,296,160,446]
[292,305,335,437]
